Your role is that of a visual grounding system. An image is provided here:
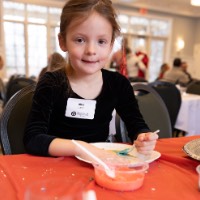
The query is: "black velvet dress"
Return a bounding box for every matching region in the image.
[24,68,150,156]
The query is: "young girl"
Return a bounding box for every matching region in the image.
[24,0,158,161]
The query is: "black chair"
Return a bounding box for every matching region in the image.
[129,76,148,83]
[0,84,36,155]
[186,80,200,95]
[115,112,132,143]
[3,77,36,107]
[149,80,182,132]
[115,83,172,141]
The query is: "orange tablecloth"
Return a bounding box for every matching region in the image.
[0,136,199,200]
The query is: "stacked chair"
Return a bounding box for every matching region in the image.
[3,76,36,107]
[186,80,200,95]
[149,80,182,135]
[0,84,36,154]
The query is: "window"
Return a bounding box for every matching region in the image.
[150,19,170,36]
[28,24,47,77]
[149,39,165,81]
[49,8,61,26]
[4,22,25,77]
[50,27,65,58]
[118,15,129,33]
[116,13,171,81]
[27,5,47,24]
[3,2,25,21]
[2,1,171,81]
[3,1,62,78]
[129,17,149,35]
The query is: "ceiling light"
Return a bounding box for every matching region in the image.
[191,0,200,6]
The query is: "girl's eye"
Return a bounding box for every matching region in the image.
[76,38,85,43]
[98,39,106,45]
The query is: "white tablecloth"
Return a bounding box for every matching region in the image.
[175,92,200,136]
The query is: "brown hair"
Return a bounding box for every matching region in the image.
[48,52,66,71]
[59,0,120,44]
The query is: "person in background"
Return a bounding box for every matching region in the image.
[38,52,66,80]
[135,46,149,79]
[163,58,190,86]
[157,63,170,80]
[109,37,131,72]
[24,0,158,161]
[181,61,193,84]
[126,51,147,81]
[48,52,66,71]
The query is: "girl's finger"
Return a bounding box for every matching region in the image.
[144,132,159,141]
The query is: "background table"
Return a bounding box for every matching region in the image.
[0,136,199,200]
[175,92,200,136]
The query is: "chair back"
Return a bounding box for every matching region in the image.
[133,84,172,138]
[149,80,181,130]
[4,77,36,106]
[0,84,36,154]
[186,80,200,95]
[115,83,172,141]
[129,77,148,83]
[115,112,132,143]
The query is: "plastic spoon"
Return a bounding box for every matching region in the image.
[152,129,160,135]
[72,140,115,178]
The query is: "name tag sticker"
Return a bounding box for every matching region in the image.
[65,98,96,119]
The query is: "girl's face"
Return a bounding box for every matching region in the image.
[60,12,113,76]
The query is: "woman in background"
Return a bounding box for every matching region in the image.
[157,63,170,80]
[38,52,66,80]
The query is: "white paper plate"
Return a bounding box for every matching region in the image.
[75,142,161,164]
[183,139,200,161]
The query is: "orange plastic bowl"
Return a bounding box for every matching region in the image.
[93,161,149,191]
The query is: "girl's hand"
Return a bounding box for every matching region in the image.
[134,132,159,155]
[74,141,118,163]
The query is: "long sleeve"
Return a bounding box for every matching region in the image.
[24,71,65,156]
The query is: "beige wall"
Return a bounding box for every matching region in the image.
[171,16,196,57]
[169,15,197,77]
